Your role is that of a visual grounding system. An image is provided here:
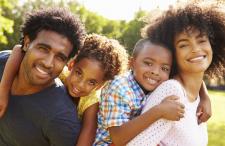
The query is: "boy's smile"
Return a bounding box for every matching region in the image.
[131,42,172,92]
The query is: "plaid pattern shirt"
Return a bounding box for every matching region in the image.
[94,71,148,146]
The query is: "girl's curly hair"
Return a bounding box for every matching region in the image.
[143,3,225,78]
[74,34,129,81]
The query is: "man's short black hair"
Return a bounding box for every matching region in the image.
[20,8,86,58]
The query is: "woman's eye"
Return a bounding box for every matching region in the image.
[178,44,188,48]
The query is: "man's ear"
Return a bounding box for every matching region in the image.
[23,35,30,52]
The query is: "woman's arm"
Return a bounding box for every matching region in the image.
[0,45,23,117]
[197,81,211,124]
[76,103,98,146]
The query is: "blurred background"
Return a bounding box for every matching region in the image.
[0,0,224,145]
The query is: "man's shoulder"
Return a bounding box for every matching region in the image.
[0,50,11,61]
[0,50,11,79]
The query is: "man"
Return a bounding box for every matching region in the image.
[0,8,86,146]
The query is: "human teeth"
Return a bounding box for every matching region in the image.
[190,56,204,61]
[147,78,157,84]
[36,67,48,75]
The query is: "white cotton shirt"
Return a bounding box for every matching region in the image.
[127,79,208,146]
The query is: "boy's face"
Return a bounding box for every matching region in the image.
[66,58,105,98]
[21,30,73,88]
[131,42,172,92]
[174,28,212,74]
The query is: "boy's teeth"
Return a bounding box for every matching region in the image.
[147,78,157,84]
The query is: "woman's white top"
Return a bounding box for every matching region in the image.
[127,80,208,146]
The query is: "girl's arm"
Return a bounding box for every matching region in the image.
[197,81,211,124]
[76,103,98,146]
[0,45,23,117]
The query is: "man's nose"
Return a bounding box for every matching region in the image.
[43,54,54,68]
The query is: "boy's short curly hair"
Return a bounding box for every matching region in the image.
[75,34,129,81]
[143,3,225,77]
[20,8,86,58]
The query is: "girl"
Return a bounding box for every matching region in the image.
[0,34,129,146]
[127,3,225,146]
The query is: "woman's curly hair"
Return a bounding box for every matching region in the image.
[74,34,129,81]
[143,3,225,78]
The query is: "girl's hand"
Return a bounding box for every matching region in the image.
[197,96,211,124]
[159,95,185,121]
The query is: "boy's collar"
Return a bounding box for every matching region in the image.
[130,70,150,95]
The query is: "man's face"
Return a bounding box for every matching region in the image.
[131,42,172,92]
[20,30,73,87]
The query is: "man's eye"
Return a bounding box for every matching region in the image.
[56,55,67,62]
[38,47,48,52]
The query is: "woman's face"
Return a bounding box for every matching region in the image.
[174,28,213,74]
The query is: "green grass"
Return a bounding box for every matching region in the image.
[208,90,225,146]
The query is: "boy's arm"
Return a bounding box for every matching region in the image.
[109,96,184,146]
[0,45,23,117]
[76,103,98,146]
[197,81,212,124]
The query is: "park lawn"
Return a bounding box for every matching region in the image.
[208,90,225,146]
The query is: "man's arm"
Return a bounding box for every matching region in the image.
[0,45,23,117]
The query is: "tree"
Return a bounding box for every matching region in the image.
[119,10,147,54]
[0,0,14,46]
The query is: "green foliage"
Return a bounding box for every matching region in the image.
[119,10,147,54]
[0,0,149,55]
[0,0,14,45]
[208,90,225,146]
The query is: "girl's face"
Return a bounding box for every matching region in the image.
[131,42,172,92]
[174,28,213,74]
[66,58,105,98]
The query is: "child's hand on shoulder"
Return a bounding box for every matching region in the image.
[158,95,185,121]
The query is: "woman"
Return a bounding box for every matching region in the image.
[127,3,225,146]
